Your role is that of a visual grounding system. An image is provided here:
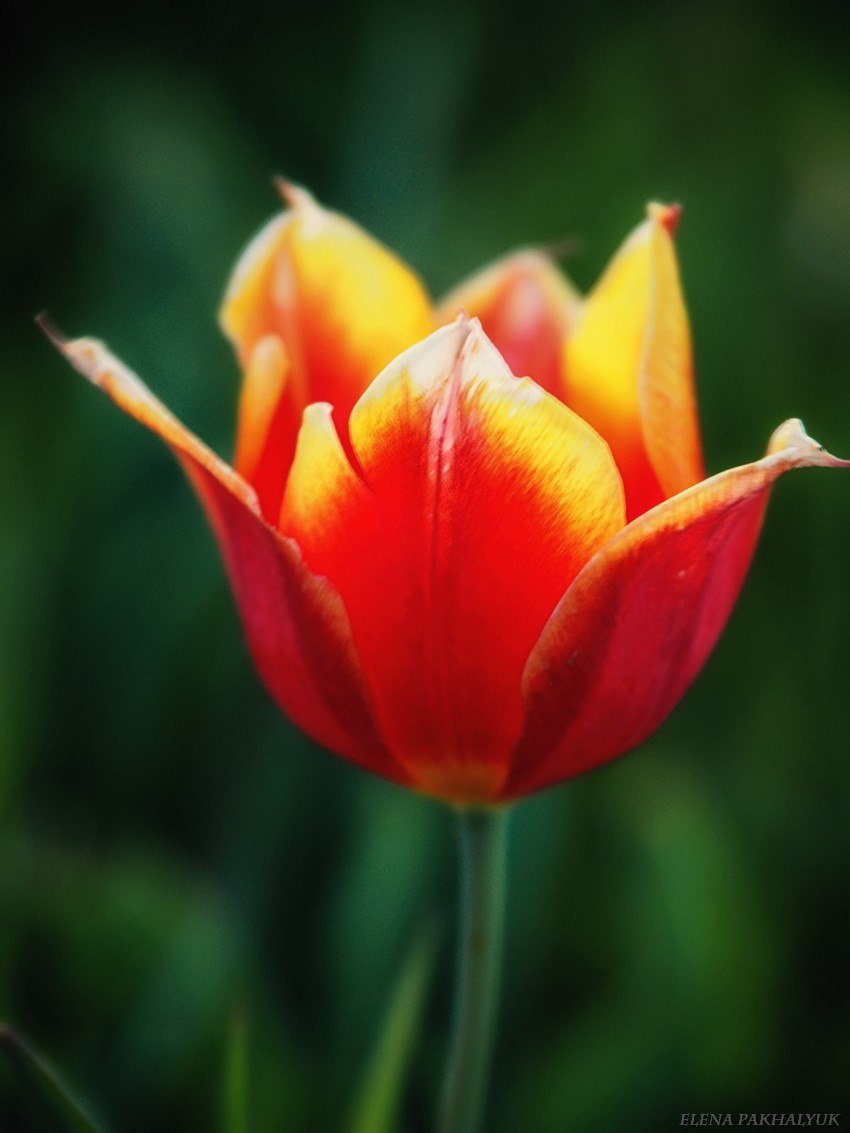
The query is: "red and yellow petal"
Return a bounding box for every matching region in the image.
[280,319,625,802]
[46,326,404,786]
[220,184,435,516]
[564,203,704,520]
[507,420,849,798]
[438,250,580,400]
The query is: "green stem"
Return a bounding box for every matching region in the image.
[438,805,510,1133]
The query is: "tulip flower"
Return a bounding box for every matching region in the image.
[45,184,847,1133]
[46,186,847,803]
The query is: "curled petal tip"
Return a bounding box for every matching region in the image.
[768,418,850,468]
[647,201,682,236]
[35,311,69,349]
[45,333,102,385]
[38,318,106,388]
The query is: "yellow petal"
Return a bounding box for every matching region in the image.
[220,213,291,369]
[220,184,436,517]
[565,203,704,519]
[220,183,435,413]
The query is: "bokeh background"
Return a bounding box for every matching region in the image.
[3,0,850,1129]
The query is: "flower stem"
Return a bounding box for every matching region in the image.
[438,805,510,1133]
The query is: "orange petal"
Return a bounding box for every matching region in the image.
[438,250,580,399]
[280,319,625,802]
[564,203,704,520]
[232,333,305,521]
[44,324,404,786]
[220,185,435,515]
[508,420,849,798]
[233,334,289,478]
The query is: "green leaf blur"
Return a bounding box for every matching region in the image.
[0,1026,110,1133]
[348,921,439,1133]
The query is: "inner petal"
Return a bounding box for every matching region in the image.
[221,185,434,519]
[564,203,704,520]
[438,250,581,400]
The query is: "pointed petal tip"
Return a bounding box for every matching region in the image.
[273,176,318,211]
[768,418,850,468]
[647,201,682,236]
[420,311,480,357]
[539,234,583,261]
[458,315,516,376]
[450,312,506,360]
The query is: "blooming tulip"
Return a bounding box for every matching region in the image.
[46,185,848,806]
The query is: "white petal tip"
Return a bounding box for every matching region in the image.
[273,177,318,212]
[41,323,107,386]
[768,418,850,468]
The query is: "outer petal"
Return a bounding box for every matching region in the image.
[280,319,625,802]
[507,420,849,798]
[220,184,434,517]
[437,250,580,400]
[45,325,404,786]
[564,203,704,520]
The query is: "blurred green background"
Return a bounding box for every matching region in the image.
[3,0,850,1129]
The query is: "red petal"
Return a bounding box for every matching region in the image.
[280,319,624,802]
[46,327,403,785]
[507,420,850,798]
[438,250,580,399]
[232,333,303,521]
